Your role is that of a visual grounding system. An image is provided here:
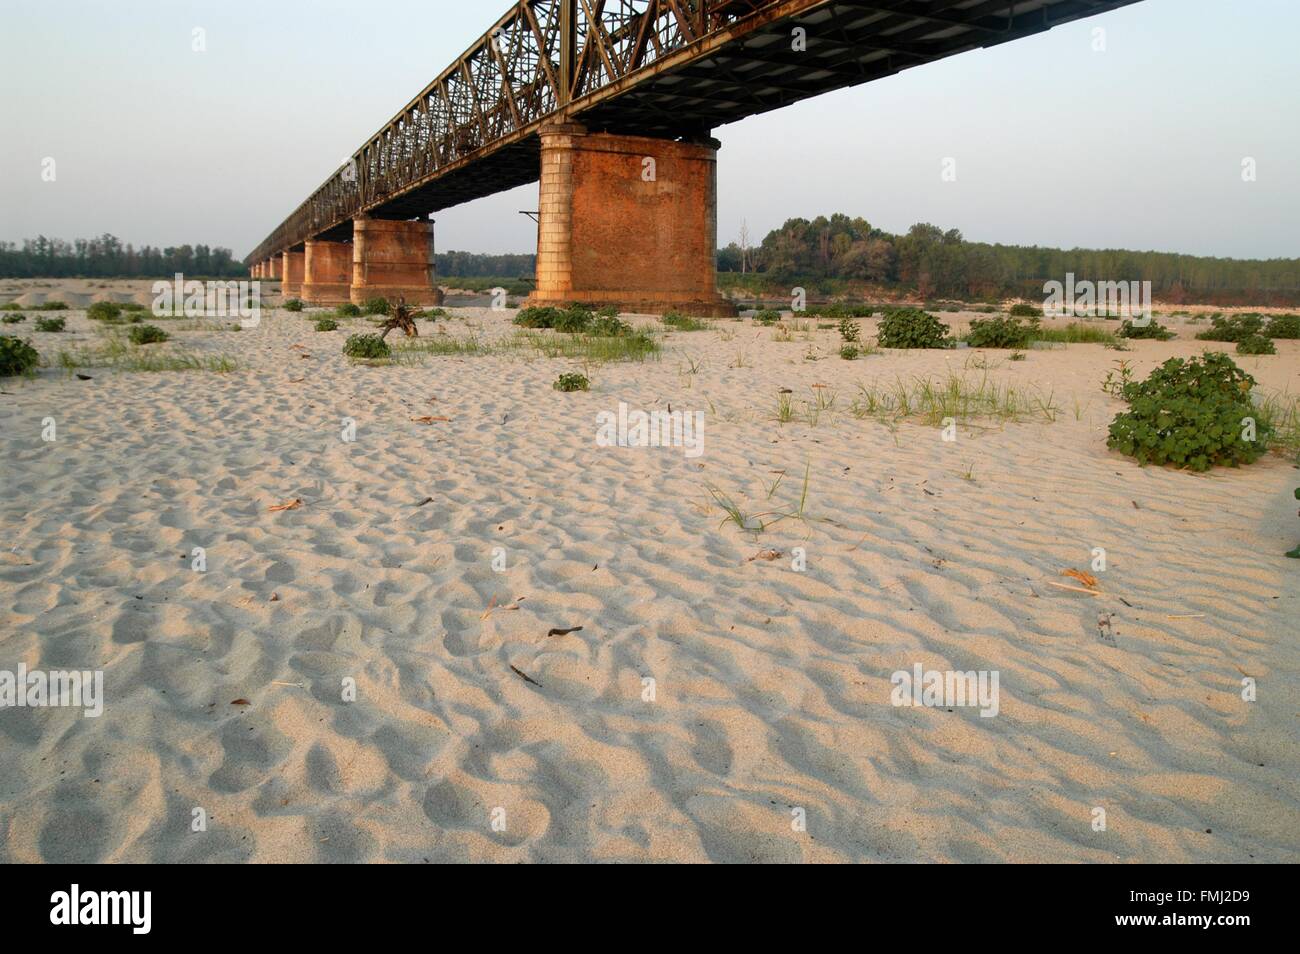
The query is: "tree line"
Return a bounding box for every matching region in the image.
[718,214,1300,305]
[0,235,248,279]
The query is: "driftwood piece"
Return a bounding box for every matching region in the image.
[378,297,419,340]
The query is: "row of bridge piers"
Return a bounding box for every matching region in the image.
[250,124,737,317]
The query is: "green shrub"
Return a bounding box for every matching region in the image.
[554,372,590,392]
[361,297,390,316]
[839,345,860,360]
[0,303,21,311]
[753,309,781,325]
[966,314,1037,349]
[1196,314,1264,343]
[1,313,25,324]
[513,305,563,329]
[128,324,169,345]
[336,303,362,317]
[120,301,147,313]
[1236,334,1276,355]
[876,308,951,349]
[283,298,304,312]
[0,336,40,376]
[596,305,619,319]
[417,307,448,320]
[1107,353,1269,471]
[1118,319,1175,340]
[343,333,390,360]
[34,316,66,333]
[1008,302,1041,318]
[590,315,632,337]
[36,301,68,311]
[815,303,874,320]
[87,301,123,323]
[838,316,861,343]
[553,306,594,333]
[314,317,339,332]
[1264,314,1300,339]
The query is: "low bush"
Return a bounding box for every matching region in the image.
[1008,302,1041,318]
[128,324,169,345]
[314,317,339,332]
[87,301,123,323]
[1118,319,1176,340]
[660,312,710,331]
[0,336,40,376]
[840,345,860,360]
[553,372,590,392]
[1,313,25,324]
[590,315,632,337]
[966,314,1037,349]
[1107,352,1269,471]
[1196,314,1264,342]
[283,298,304,312]
[343,333,390,360]
[876,308,951,349]
[1264,314,1300,339]
[753,309,781,325]
[34,316,66,333]
[361,297,390,316]
[36,301,68,311]
[1236,334,1276,355]
[336,303,362,317]
[838,316,861,344]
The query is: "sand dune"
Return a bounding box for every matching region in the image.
[1,282,1297,862]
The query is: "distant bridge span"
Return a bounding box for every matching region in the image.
[248,0,1141,313]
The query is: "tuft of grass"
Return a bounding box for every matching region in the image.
[850,372,1058,427]
[1031,322,1117,345]
[661,312,712,332]
[53,338,236,373]
[518,331,659,363]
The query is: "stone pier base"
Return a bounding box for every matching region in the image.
[349,217,444,307]
[301,240,353,306]
[281,250,304,300]
[524,123,734,318]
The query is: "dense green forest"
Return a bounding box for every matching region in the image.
[718,215,1300,305]
[0,235,248,279]
[6,219,1299,305]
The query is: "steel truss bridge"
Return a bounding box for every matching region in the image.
[246,0,1140,265]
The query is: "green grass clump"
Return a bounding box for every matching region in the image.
[335,302,362,317]
[1196,314,1263,343]
[416,307,448,320]
[1264,314,1300,339]
[554,372,590,392]
[966,314,1037,349]
[1118,319,1176,340]
[876,308,951,349]
[34,316,66,333]
[521,331,659,363]
[0,303,22,311]
[1008,302,1041,318]
[87,301,123,323]
[36,301,68,311]
[343,333,391,360]
[840,345,860,360]
[1237,334,1276,355]
[851,372,1058,427]
[361,297,390,316]
[0,336,40,376]
[661,312,711,332]
[1030,322,1117,345]
[753,309,782,326]
[1,313,25,324]
[1107,352,1268,471]
[314,317,339,332]
[55,338,236,373]
[128,324,169,345]
[513,305,595,332]
[283,298,304,312]
[120,301,147,313]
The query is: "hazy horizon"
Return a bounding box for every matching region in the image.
[2,0,1297,261]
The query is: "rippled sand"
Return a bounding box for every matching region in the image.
[1,281,1297,862]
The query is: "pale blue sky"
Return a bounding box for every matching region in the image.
[1,0,1296,259]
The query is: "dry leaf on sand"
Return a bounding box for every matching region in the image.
[746,549,783,563]
[268,498,302,512]
[1061,568,1100,589]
